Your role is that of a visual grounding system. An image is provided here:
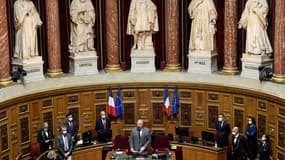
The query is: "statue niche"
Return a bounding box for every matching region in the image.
[127,0,159,72]
[68,0,98,75]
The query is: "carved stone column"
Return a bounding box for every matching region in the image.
[272,0,285,83]
[0,0,13,87]
[164,0,181,72]
[105,0,121,72]
[45,0,63,77]
[221,0,239,75]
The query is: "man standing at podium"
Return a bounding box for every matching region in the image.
[129,119,151,154]
[95,111,111,132]
[95,111,112,141]
[216,113,230,147]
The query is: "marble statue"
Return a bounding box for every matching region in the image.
[14,0,42,60]
[126,0,159,50]
[188,0,217,51]
[238,0,273,55]
[69,0,95,53]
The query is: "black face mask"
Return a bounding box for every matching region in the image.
[137,127,141,131]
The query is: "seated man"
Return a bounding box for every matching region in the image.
[95,111,112,142]
[129,119,151,155]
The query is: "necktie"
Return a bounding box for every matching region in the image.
[103,119,106,129]
[69,122,73,129]
[63,135,68,151]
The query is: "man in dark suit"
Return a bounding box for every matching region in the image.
[57,126,73,160]
[232,126,248,160]
[95,111,112,142]
[129,119,151,155]
[95,111,111,132]
[258,134,272,160]
[64,113,78,145]
[216,113,230,147]
[37,122,54,153]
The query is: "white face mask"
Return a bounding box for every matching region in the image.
[101,115,106,119]
[218,117,223,122]
[248,120,252,124]
[68,117,73,121]
[261,137,266,141]
[62,130,67,135]
[232,132,236,136]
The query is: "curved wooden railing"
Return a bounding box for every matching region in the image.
[36,150,52,160]
[15,152,23,160]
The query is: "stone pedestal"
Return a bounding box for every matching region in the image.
[241,54,273,80]
[12,56,45,83]
[69,51,98,76]
[188,51,217,74]
[131,49,156,72]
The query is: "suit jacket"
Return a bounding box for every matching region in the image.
[258,142,271,160]
[232,134,247,160]
[216,121,230,147]
[129,127,151,151]
[37,128,54,153]
[57,133,73,160]
[95,117,111,132]
[64,120,78,138]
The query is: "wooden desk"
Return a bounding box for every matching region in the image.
[105,151,176,160]
[72,143,112,160]
[171,142,228,160]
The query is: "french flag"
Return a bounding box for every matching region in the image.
[107,88,116,117]
[162,87,171,117]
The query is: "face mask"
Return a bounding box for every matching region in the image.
[137,127,141,131]
[44,128,48,132]
[261,137,266,141]
[68,117,73,121]
[101,115,106,119]
[62,131,67,135]
[218,117,223,122]
[232,132,236,136]
[248,120,252,124]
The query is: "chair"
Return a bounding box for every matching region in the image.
[30,142,41,159]
[113,135,130,153]
[152,135,170,153]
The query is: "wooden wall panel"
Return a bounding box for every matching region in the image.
[80,92,94,132]
[0,85,284,159]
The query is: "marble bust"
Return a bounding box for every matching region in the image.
[238,0,273,55]
[69,0,96,53]
[14,0,42,60]
[188,0,217,52]
[126,0,159,50]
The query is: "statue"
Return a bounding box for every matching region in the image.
[238,0,273,55]
[69,0,95,53]
[188,0,217,51]
[14,0,42,60]
[126,0,159,50]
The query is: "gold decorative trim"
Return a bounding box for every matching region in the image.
[47,69,64,78]
[220,67,240,75]
[272,74,285,84]
[105,64,122,73]
[0,79,14,87]
[164,64,181,72]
